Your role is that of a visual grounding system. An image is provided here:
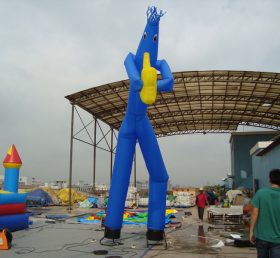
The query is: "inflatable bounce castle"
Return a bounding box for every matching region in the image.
[0,145,30,231]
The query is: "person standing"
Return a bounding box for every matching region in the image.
[250,169,280,258]
[196,188,209,222]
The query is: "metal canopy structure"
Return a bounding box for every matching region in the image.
[65,70,280,211]
[66,70,280,137]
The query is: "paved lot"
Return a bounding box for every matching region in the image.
[1,206,257,257]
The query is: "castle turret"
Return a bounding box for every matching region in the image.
[3,144,22,193]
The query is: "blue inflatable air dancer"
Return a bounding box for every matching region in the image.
[104,6,174,243]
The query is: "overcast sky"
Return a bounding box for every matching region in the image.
[0,0,279,187]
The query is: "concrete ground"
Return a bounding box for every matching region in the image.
[1,206,257,258]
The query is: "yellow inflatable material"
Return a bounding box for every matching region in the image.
[165,209,178,215]
[0,190,10,194]
[140,52,157,105]
[56,188,87,205]
[123,213,129,219]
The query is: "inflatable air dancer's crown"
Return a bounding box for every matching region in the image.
[3,144,22,193]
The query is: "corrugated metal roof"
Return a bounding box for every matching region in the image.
[257,134,280,156]
[65,70,280,137]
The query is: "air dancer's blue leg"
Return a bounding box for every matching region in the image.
[104,118,136,239]
[137,115,169,241]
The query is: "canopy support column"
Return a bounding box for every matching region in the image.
[68,104,74,213]
[134,151,137,188]
[93,117,97,193]
[110,128,114,183]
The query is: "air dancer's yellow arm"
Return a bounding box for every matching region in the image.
[140,52,157,105]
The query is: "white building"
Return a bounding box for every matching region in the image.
[44,180,68,189]
[95,184,109,191]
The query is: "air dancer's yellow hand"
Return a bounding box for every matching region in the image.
[140,52,157,105]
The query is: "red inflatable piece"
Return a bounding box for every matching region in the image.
[0,203,26,215]
[3,144,22,168]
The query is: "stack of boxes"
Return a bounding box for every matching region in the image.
[125,186,139,208]
[174,191,195,208]
[0,145,30,231]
